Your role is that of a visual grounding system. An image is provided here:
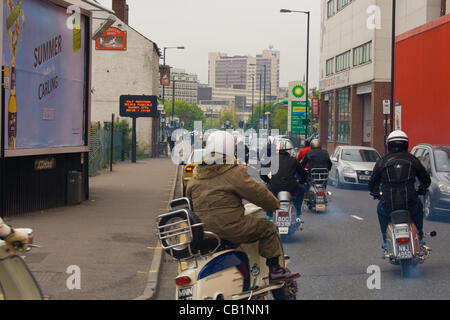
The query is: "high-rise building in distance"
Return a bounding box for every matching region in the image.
[208,48,280,101]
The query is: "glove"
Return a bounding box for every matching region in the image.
[417,186,427,196]
[370,192,381,200]
[4,228,29,253]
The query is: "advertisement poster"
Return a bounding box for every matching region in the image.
[395,102,402,131]
[3,0,86,150]
[95,27,127,50]
[159,65,171,86]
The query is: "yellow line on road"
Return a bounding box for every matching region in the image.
[146,246,162,250]
[137,270,157,274]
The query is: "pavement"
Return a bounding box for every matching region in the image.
[6,158,178,300]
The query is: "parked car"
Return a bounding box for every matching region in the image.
[411,144,450,219]
[329,146,381,188]
[181,149,205,196]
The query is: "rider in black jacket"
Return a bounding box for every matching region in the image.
[368,130,431,248]
[261,139,307,220]
[300,139,332,171]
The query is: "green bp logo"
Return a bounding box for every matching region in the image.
[292,85,305,98]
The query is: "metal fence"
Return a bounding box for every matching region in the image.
[89,122,128,176]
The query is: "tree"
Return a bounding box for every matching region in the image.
[272,107,288,133]
[164,100,205,131]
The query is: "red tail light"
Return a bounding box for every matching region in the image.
[318,192,325,196]
[185,165,194,173]
[396,237,410,244]
[175,276,192,286]
[279,211,288,216]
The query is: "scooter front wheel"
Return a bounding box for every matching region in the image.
[271,277,298,300]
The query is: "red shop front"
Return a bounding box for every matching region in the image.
[395,14,450,148]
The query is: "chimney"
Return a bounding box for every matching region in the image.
[112,0,129,24]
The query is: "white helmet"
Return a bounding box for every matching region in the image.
[387,130,409,152]
[387,130,409,143]
[204,130,235,164]
[276,139,294,152]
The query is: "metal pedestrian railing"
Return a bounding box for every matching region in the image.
[89,122,129,176]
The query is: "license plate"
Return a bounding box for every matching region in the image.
[397,244,413,259]
[276,216,291,227]
[177,286,193,300]
[278,227,289,234]
[359,175,370,181]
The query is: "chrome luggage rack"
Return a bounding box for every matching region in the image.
[156,197,222,259]
[310,168,329,188]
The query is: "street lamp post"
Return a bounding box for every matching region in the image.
[280,8,310,137]
[263,64,267,129]
[390,0,396,133]
[161,46,183,156]
[162,46,184,105]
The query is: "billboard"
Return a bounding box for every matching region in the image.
[2,0,88,152]
[95,27,127,50]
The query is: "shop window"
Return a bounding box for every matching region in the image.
[336,88,350,143]
[328,93,335,141]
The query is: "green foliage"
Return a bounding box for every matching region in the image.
[114,118,132,159]
[164,100,205,131]
[272,107,288,132]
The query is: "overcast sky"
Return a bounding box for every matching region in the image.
[95,0,322,88]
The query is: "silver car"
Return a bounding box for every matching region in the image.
[329,146,381,188]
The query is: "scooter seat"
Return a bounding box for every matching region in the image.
[197,237,238,255]
[390,210,410,224]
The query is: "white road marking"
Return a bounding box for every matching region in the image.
[351,215,364,221]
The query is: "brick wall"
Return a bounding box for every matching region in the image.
[371,81,391,155]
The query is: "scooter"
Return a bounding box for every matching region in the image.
[383,209,436,277]
[156,198,298,300]
[304,168,330,213]
[0,228,43,300]
[274,191,303,241]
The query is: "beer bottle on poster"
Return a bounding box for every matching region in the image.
[8,67,17,149]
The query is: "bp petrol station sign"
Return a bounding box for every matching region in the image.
[289,82,310,136]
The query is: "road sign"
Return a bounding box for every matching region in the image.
[383,99,391,115]
[157,104,164,111]
[120,95,159,118]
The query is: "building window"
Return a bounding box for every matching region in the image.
[327,0,335,18]
[336,51,350,73]
[328,93,335,141]
[353,41,372,66]
[336,88,350,143]
[326,58,334,76]
[337,0,352,11]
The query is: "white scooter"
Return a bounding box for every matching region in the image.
[274,191,303,241]
[383,209,436,277]
[156,198,298,300]
[0,229,43,300]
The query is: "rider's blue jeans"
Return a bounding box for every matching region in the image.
[377,200,424,242]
